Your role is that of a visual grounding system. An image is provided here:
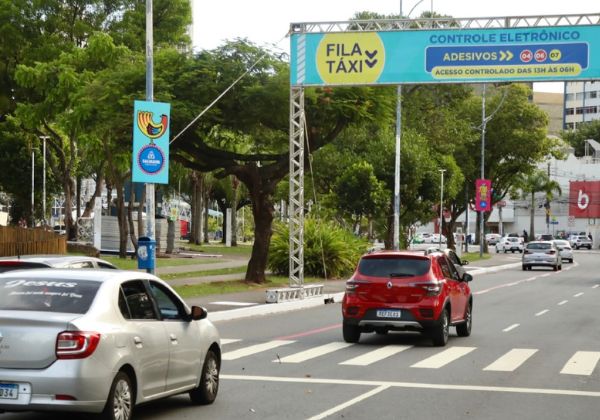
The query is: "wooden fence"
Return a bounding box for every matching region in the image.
[0,226,67,257]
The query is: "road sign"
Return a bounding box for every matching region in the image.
[291,26,600,86]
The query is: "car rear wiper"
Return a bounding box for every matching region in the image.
[389,272,413,278]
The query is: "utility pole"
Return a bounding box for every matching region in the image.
[480,84,486,257]
[145,0,155,273]
[439,169,446,248]
[40,136,50,226]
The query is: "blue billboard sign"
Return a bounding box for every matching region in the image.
[291,25,600,86]
[132,100,170,184]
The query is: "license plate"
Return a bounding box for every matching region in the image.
[376,309,401,318]
[0,383,18,399]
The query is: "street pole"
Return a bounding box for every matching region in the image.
[439,169,446,248]
[145,0,155,274]
[394,86,401,250]
[31,151,34,227]
[480,84,486,257]
[40,136,49,226]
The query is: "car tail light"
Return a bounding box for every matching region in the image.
[524,250,531,254]
[419,283,441,296]
[56,332,101,359]
[55,394,77,401]
[345,280,369,294]
[547,250,556,255]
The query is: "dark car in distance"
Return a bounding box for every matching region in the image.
[342,250,473,347]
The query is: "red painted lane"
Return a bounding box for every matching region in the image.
[275,323,342,341]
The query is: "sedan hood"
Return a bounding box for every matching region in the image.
[0,311,80,369]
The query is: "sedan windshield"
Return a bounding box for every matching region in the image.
[358,257,431,277]
[0,278,100,313]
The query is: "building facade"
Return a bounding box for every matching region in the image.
[564,81,600,130]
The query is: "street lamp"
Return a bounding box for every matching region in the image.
[439,169,446,248]
[40,135,50,226]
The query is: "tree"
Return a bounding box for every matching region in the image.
[172,40,395,283]
[519,170,562,239]
[562,120,600,157]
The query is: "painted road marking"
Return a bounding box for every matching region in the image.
[275,342,353,363]
[593,285,599,289]
[275,323,341,341]
[222,374,600,398]
[340,345,412,366]
[411,346,476,369]
[474,276,538,295]
[221,338,242,345]
[573,292,584,298]
[503,324,520,332]
[211,301,257,306]
[535,309,549,316]
[558,300,568,305]
[561,352,600,376]
[223,340,295,360]
[484,349,538,372]
[307,385,390,420]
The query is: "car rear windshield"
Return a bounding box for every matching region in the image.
[358,257,431,277]
[0,261,49,273]
[527,243,551,250]
[0,278,100,313]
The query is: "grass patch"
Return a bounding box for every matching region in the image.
[181,242,253,257]
[162,266,247,281]
[172,275,325,298]
[101,255,224,270]
[461,252,492,264]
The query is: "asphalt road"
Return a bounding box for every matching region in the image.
[3,250,599,419]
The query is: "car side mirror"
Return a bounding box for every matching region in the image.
[189,305,207,321]
[462,273,473,282]
[461,260,469,266]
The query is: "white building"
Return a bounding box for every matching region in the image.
[564,81,600,130]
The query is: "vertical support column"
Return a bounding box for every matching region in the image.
[289,86,305,288]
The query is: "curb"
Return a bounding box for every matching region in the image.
[207,261,518,323]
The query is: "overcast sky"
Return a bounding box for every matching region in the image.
[191,0,599,92]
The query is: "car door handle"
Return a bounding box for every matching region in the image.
[170,334,178,344]
[133,336,143,348]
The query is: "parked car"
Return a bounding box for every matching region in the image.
[522,241,562,271]
[0,255,117,273]
[430,233,447,244]
[412,232,432,244]
[569,235,592,250]
[495,237,524,253]
[0,269,221,420]
[485,233,501,245]
[552,239,573,263]
[539,234,554,241]
[342,250,473,347]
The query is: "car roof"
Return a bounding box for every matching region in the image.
[0,254,115,267]
[0,268,155,283]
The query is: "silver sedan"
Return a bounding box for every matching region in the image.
[522,241,562,271]
[553,239,574,263]
[0,269,221,420]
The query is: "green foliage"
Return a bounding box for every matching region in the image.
[562,120,600,157]
[268,219,368,278]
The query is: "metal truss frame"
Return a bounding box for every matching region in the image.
[288,13,600,288]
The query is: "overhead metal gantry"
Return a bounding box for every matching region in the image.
[288,13,600,288]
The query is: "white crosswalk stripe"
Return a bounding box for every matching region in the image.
[222,340,295,360]
[560,351,600,376]
[411,346,476,369]
[340,345,412,366]
[483,349,538,372]
[274,342,353,363]
[222,339,600,376]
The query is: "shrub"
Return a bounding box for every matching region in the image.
[268,219,368,278]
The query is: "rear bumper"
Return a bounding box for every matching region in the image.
[0,358,114,413]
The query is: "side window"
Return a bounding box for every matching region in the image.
[447,251,461,266]
[68,261,94,268]
[438,257,459,280]
[149,282,186,320]
[119,280,158,320]
[98,262,117,269]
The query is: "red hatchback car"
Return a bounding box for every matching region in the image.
[342,250,473,346]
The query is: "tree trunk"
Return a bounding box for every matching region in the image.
[193,174,202,245]
[203,192,210,243]
[63,175,76,241]
[231,176,238,247]
[76,174,82,220]
[81,172,104,218]
[245,193,273,283]
[166,219,175,254]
